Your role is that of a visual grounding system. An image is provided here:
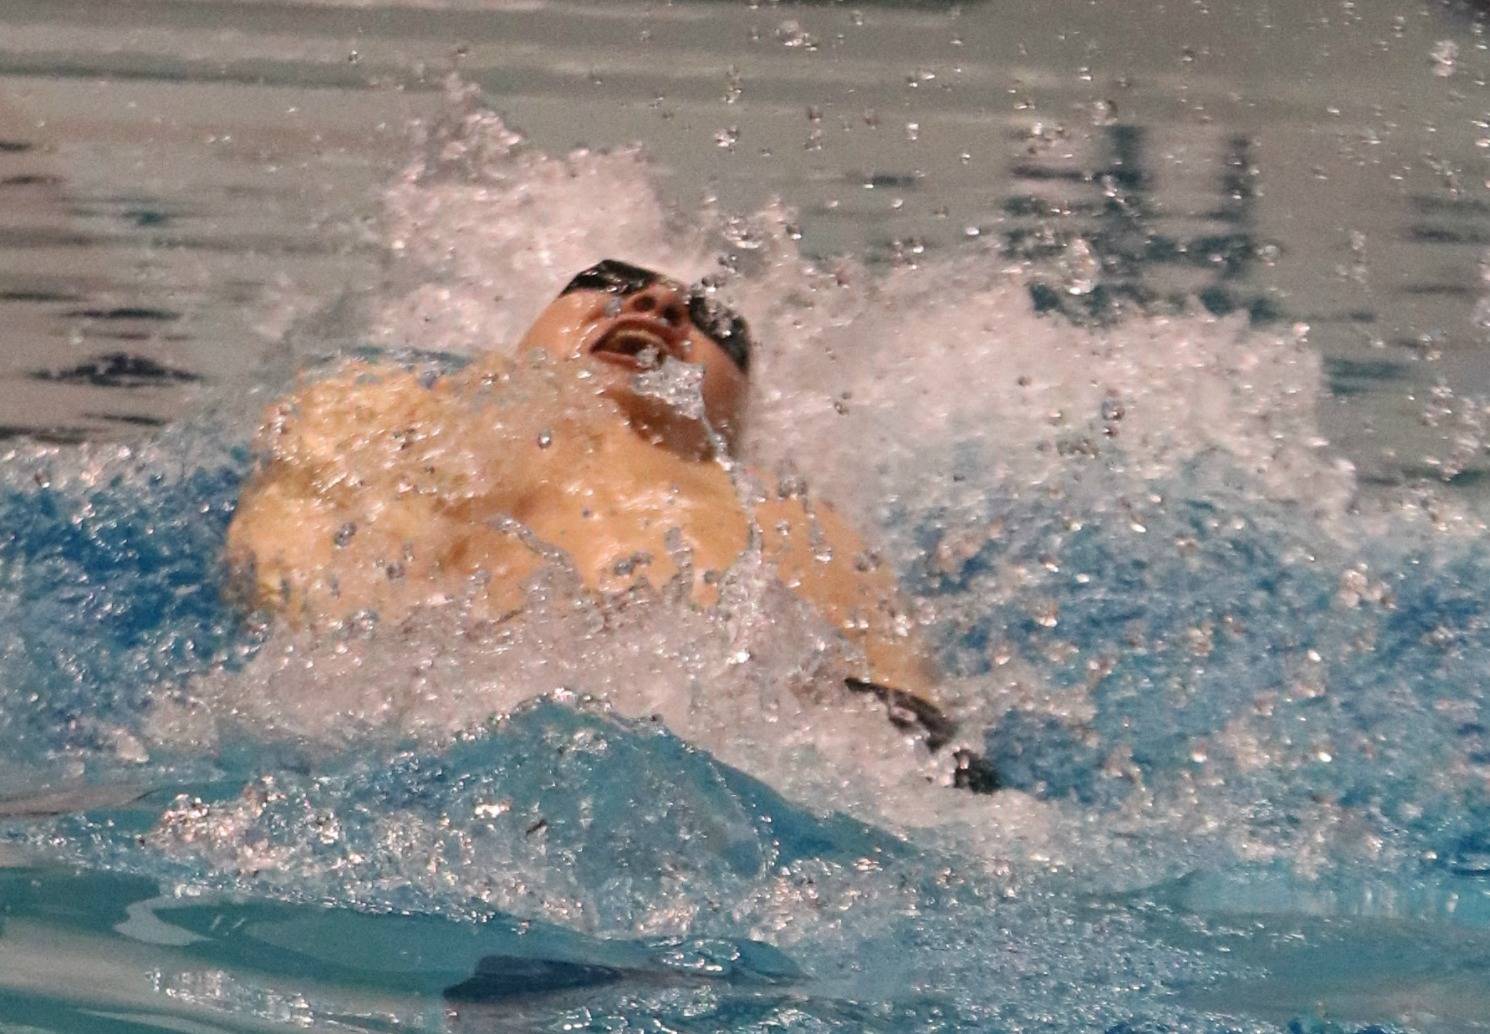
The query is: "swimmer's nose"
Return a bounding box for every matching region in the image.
[622,283,689,333]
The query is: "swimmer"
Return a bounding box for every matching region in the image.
[226,259,996,792]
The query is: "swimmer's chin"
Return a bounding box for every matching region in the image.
[588,344,668,374]
[601,383,721,456]
[541,351,730,457]
[579,370,729,458]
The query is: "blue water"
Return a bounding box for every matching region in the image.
[4,375,1490,1033]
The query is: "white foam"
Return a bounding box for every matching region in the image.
[369,82,1350,525]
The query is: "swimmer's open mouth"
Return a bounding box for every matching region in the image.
[589,320,680,371]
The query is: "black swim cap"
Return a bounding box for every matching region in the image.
[560,258,665,298]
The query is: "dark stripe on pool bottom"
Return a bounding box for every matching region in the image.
[0,784,151,820]
[83,412,168,428]
[0,289,83,303]
[1409,225,1490,245]
[64,306,180,322]
[75,331,193,345]
[30,352,201,388]
[0,425,90,445]
[445,956,625,1002]
[1399,283,1475,297]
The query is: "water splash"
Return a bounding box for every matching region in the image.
[2,89,1490,1031]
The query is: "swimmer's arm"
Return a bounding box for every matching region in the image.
[755,494,938,705]
[226,361,443,618]
[757,491,1000,793]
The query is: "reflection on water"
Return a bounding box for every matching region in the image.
[3,0,1490,486]
[1004,124,1272,324]
[0,68,399,440]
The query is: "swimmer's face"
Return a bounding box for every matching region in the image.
[517,260,752,446]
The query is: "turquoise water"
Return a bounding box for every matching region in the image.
[5,352,1490,1029]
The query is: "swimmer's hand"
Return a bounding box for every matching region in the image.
[843,677,1000,795]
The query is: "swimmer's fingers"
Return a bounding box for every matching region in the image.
[951,748,1000,796]
[842,676,958,752]
[843,677,1001,795]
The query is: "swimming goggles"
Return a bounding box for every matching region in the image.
[559,258,753,372]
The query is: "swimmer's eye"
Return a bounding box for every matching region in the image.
[560,259,665,298]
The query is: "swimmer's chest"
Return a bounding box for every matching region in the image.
[505,423,751,597]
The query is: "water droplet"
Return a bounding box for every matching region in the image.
[1062,238,1101,296]
[723,217,765,250]
[775,20,818,50]
[1472,295,1490,335]
[805,106,824,150]
[473,800,510,819]
[1090,98,1118,126]
[1432,39,1459,77]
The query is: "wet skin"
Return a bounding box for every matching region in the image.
[225,277,937,704]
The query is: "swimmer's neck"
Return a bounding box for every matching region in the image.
[607,390,733,463]
[478,350,734,462]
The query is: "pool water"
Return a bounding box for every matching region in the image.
[6,2,1490,1032]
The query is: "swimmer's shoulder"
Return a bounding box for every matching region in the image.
[255,356,477,477]
[262,359,410,442]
